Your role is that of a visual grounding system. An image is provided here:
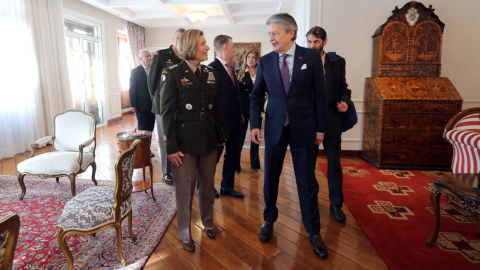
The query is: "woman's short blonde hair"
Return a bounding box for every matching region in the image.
[177,29,204,60]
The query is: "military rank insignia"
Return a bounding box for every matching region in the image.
[207,72,216,84]
[181,77,192,86]
[208,104,213,110]
[186,104,193,110]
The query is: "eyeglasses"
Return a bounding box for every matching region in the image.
[267,32,279,38]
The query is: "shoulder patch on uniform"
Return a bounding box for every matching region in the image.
[155,52,158,55]
[162,70,167,74]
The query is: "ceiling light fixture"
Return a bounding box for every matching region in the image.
[188,10,208,25]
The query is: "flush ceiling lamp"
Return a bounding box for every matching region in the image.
[188,10,208,24]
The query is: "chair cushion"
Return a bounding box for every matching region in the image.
[16,152,94,175]
[57,186,131,231]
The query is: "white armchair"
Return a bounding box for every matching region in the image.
[16,109,97,199]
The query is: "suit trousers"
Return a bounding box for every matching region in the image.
[236,116,261,170]
[155,114,172,175]
[173,149,216,242]
[264,125,321,235]
[135,112,155,132]
[216,128,242,189]
[314,132,344,207]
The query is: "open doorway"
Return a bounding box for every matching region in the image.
[118,31,133,114]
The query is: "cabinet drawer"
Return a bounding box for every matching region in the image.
[382,149,408,164]
[429,149,453,166]
[385,114,409,129]
[406,149,431,165]
[389,103,422,112]
[408,114,433,130]
[423,103,458,113]
[432,114,453,130]
[383,132,408,147]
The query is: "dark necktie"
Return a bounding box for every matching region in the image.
[281,54,290,126]
[195,68,201,79]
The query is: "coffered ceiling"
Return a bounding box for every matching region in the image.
[81,0,297,28]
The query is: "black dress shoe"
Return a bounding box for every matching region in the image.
[220,188,244,198]
[309,234,328,259]
[162,174,173,185]
[330,206,346,222]
[204,227,216,239]
[251,167,260,172]
[214,189,219,198]
[259,221,273,242]
[182,240,195,252]
[235,167,241,173]
[150,152,155,158]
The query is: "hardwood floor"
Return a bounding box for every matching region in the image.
[0,114,387,270]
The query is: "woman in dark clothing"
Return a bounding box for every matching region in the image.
[236,50,261,171]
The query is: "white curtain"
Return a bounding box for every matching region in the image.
[0,0,73,160]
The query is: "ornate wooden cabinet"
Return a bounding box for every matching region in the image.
[361,2,463,169]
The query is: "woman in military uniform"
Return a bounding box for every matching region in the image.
[159,29,228,252]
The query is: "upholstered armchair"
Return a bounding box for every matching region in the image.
[0,213,20,270]
[16,109,97,199]
[444,107,480,173]
[57,139,140,269]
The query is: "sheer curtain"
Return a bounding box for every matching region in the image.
[0,0,73,160]
[0,0,45,160]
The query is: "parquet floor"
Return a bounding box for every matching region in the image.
[0,114,387,270]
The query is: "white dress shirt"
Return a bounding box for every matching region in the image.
[185,60,201,75]
[277,43,296,81]
[246,67,256,84]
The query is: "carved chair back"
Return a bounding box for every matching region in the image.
[0,213,20,270]
[53,109,96,155]
[113,139,140,220]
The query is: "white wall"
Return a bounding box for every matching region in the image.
[62,0,126,122]
[295,0,480,150]
[146,26,272,62]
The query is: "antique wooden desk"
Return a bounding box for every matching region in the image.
[427,174,480,247]
[361,1,463,169]
[116,131,156,201]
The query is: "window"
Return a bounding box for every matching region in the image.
[64,15,106,125]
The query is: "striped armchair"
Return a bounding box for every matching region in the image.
[444,107,480,173]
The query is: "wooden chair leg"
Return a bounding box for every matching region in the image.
[91,162,98,186]
[142,167,146,181]
[427,187,442,247]
[68,174,76,197]
[114,223,126,266]
[18,173,27,200]
[58,228,74,270]
[56,177,60,183]
[128,211,136,242]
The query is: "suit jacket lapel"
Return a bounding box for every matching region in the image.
[288,44,305,95]
[138,65,147,80]
[214,58,235,89]
[270,53,284,97]
[324,55,332,85]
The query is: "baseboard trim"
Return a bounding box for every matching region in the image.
[107,116,123,124]
[317,150,361,156]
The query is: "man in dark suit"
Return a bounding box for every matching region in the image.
[148,28,185,185]
[307,26,352,223]
[130,49,155,158]
[250,13,329,259]
[209,35,244,199]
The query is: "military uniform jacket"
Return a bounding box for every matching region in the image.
[148,45,182,114]
[159,61,229,155]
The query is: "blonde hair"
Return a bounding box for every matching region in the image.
[177,29,204,60]
[237,50,260,82]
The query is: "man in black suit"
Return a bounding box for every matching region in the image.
[307,26,352,223]
[209,35,244,199]
[148,28,185,185]
[130,49,155,158]
[250,13,329,259]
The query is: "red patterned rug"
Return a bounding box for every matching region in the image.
[318,163,480,270]
[0,175,176,269]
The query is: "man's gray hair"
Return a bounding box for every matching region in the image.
[174,28,186,35]
[266,13,297,41]
[138,49,150,58]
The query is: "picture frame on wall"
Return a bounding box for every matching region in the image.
[215,42,261,72]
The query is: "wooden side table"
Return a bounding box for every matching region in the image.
[116,131,156,201]
[427,174,480,247]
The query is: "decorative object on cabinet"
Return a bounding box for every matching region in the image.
[362,1,463,169]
